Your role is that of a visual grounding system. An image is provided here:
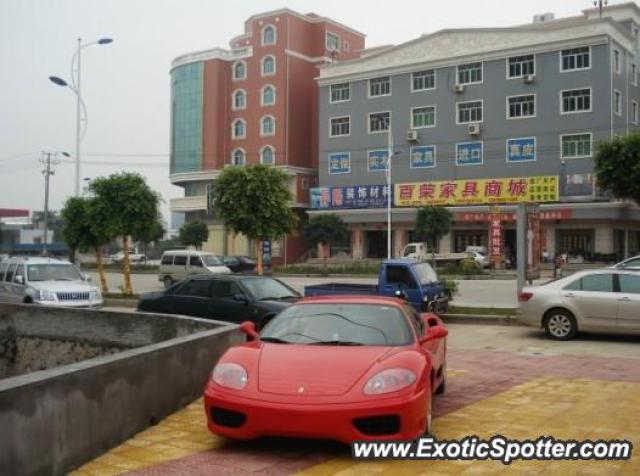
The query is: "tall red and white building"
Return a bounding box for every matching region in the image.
[169,9,365,264]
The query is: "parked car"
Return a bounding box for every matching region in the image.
[109,250,147,264]
[517,269,640,340]
[159,250,231,288]
[221,256,257,273]
[468,250,490,268]
[304,259,448,313]
[203,295,448,443]
[0,257,102,307]
[611,255,640,271]
[138,274,300,327]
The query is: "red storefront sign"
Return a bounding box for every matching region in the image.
[455,209,571,222]
[490,216,502,262]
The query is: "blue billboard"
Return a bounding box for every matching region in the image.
[309,185,392,209]
[309,187,331,209]
[507,137,536,162]
[328,152,351,174]
[456,141,483,166]
[367,149,389,171]
[410,145,436,168]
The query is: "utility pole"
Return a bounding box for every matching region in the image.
[594,0,608,18]
[40,152,60,256]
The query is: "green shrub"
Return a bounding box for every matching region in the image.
[441,278,458,299]
[459,258,483,276]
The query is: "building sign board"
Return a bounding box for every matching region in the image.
[507,137,536,162]
[328,152,351,174]
[367,149,389,172]
[456,141,483,166]
[395,175,558,206]
[410,146,436,168]
[309,185,392,209]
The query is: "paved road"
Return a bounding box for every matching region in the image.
[92,272,546,308]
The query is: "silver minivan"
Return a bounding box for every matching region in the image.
[0,256,103,307]
[159,250,231,288]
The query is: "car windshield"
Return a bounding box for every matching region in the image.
[27,264,83,282]
[413,263,438,285]
[261,303,412,346]
[403,245,416,256]
[241,277,298,300]
[202,255,222,266]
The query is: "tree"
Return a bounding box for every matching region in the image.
[414,206,453,266]
[134,218,165,258]
[89,173,160,295]
[178,221,209,250]
[302,214,348,269]
[594,133,640,205]
[60,197,113,293]
[213,165,297,274]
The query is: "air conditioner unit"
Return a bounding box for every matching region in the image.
[523,74,535,84]
[406,130,419,142]
[468,123,481,135]
[454,84,465,93]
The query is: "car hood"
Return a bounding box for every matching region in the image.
[257,344,393,396]
[207,266,232,274]
[29,281,97,292]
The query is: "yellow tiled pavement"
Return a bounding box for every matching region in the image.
[298,377,640,475]
[73,376,640,475]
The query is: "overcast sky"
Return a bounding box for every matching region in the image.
[0,0,599,227]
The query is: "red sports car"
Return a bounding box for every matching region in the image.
[203,295,448,443]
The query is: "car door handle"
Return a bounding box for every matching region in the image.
[618,296,631,302]
[563,293,575,298]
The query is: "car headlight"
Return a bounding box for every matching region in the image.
[363,368,417,395]
[211,362,248,390]
[90,289,102,300]
[39,289,56,301]
[423,295,429,302]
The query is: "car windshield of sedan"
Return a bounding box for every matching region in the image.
[202,255,223,266]
[27,264,83,282]
[242,277,299,300]
[260,303,413,346]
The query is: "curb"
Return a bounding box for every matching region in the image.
[104,298,137,308]
[440,313,522,326]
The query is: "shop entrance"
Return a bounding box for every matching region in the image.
[366,230,387,258]
[453,230,487,253]
[504,229,517,268]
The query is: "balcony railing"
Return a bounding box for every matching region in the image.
[169,196,207,212]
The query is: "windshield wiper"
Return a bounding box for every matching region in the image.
[309,340,364,346]
[260,337,292,344]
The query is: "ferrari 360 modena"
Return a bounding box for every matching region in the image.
[203,295,448,443]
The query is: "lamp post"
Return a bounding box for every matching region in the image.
[49,37,113,196]
[385,122,401,260]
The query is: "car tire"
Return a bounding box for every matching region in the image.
[543,309,577,340]
[424,387,434,436]
[163,276,173,289]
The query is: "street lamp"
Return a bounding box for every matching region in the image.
[385,122,401,260]
[49,37,113,196]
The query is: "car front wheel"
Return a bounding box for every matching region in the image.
[544,309,577,340]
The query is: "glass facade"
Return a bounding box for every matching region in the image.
[171,62,204,174]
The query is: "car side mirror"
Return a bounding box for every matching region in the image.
[233,293,249,303]
[420,325,448,344]
[15,275,24,285]
[421,313,440,328]
[239,321,259,340]
[83,274,92,282]
[394,289,408,300]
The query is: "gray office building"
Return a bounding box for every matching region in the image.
[311,2,640,263]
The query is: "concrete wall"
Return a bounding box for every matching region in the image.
[0,303,242,476]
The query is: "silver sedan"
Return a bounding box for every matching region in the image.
[517,269,640,340]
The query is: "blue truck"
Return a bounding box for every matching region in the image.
[304,259,449,314]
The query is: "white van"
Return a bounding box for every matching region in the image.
[159,250,231,288]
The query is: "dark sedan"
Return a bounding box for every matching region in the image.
[138,275,300,327]
[221,256,257,273]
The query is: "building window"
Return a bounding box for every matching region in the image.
[369,77,391,97]
[614,49,621,74]
[507,94,535,118]
[412,70,435,91]
[330,116,350,137]
[262,25,276,45]
[457,100,483,124]
[233,61,246,80]
[561,133,592,159]
[368,111,390,133]
[633,101,638,124]
[507,55,535,78]
[231,149,245,166]
[232,119,246,139]
[260,146,274,165]
[261,85,275,106]
[330,83,350,102]
[262,55,275,76]
[411,106,436,129]
[261,115,275,136]
[561,88,592,114]
[457,62,482,85]
[633,63,637,85]
[232,90,246,110]
[326,32,340,52]
[561,46,590,71]
[614,89,622,116]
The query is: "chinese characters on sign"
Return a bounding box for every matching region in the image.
[456,141,483,166]
[410,146,436,168]
[367,149,389,172]
[328,152,351,174]
[309,185,392,209]
[394,176,558,206]
[310,187,331,209]
[507,137,536,163]
[489,206,502,265]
